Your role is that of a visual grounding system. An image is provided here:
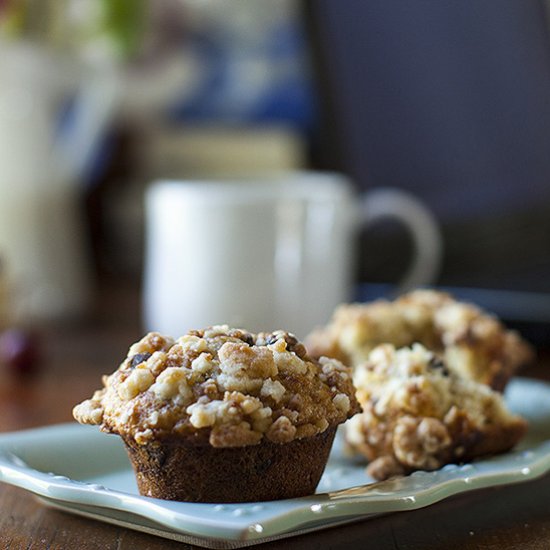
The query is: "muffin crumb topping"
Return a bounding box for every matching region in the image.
[306,290,534,390]
[346,343,527,480]
[73,326,360,447]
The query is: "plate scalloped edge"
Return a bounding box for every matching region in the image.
[0,378,550,547]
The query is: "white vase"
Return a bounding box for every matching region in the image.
[0,41,116,322]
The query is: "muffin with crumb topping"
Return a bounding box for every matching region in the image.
[306,290,533,391]
[346,343,527,480]
[73,325,360,503]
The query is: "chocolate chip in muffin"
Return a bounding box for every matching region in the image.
[130,353,152,368]
[226,329,254,346]
[428,356,449,377]
[261,331,308,359]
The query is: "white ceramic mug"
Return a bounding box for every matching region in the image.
[144,172,442,338]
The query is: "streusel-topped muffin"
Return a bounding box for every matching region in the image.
[74,326,360,502]
[346,343,527,480]
[306,290,533,390]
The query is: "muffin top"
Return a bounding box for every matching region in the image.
[306,289,533,389]
[73,326,360,447]
[350,343,518,423]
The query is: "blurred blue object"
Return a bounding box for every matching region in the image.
[168,1,314,128]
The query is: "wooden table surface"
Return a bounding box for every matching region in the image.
[1,282,550,550]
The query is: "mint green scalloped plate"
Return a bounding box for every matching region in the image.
[0,378,549,548]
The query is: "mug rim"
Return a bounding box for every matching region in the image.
[147,171,354,202]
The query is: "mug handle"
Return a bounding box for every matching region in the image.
[358,187,443,292]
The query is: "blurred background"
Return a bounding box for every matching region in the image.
[1,0,550,351]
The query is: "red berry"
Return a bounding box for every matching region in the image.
[0,329,39,375]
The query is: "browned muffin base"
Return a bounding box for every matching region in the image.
[359,409,528,481]
[123,427,337,503]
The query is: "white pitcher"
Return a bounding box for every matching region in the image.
[0,41,118,322]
